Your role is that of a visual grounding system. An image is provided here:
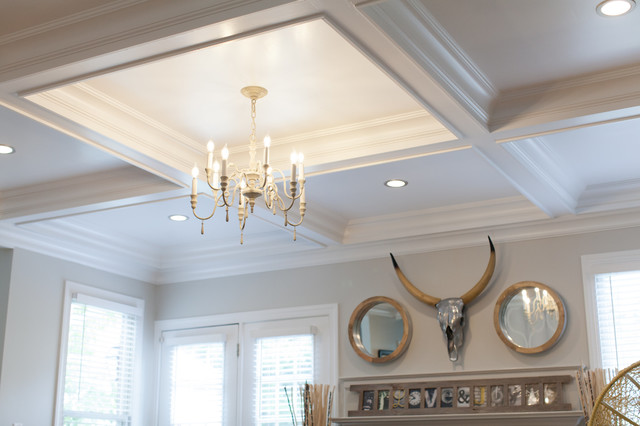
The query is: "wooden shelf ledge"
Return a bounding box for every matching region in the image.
[331,410,584,426]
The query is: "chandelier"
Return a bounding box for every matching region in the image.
[190,86,306,244]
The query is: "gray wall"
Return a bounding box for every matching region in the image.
[0,248,13,381]
[2,226,640,424]
[0,248,156,426]
[156,227,640,379]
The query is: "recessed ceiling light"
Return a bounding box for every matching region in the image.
[384,179,408,188]
[169,214,189,222]
[0,144,15,154]
[597,0,635,16]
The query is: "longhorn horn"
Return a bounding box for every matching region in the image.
[460,236,496,305]
[390,253,441,306]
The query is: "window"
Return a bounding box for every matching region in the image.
[243,316,332,425]
[582,250,640,370]
[253,333,314,424]
[593,271,640,370]
[155,304,337,426]
[56,282,144,426]
[157,325,238,426]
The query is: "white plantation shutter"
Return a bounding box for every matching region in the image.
[61,291,142,426]
[169,340,225,425]
[158,325,238,426]
[253,333,314,425]
[595,271,640,370]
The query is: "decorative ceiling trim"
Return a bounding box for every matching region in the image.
[0,0,147,46]
[0,166,177,220]
[6,193,640,284]
[501,138,582,214]
[343,196,547,245]
[28,85,455,177]
[578,178,640,214]
[359,0,497,127]
[490,68,640,134]
[0,0,293,79]
[27,88,202,175]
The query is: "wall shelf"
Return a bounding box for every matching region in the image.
[332,410,584,425]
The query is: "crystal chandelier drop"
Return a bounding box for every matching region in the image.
[190,86,306,244]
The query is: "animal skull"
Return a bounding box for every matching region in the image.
[390,236,495,361]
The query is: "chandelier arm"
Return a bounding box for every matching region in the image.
[205,170,221,192]
[191,204,218,221]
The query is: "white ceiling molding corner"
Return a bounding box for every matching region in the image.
[359,0,496,128]
[501,138,583,212]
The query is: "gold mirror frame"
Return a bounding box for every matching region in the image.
[348,296,412,363]
[494,281,567,354]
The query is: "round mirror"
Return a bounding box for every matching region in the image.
[348,296,412,363]
[494,281,566,354]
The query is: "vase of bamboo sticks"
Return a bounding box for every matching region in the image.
[286,383,334,426]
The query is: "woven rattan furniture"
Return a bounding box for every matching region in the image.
[588,360,640,425]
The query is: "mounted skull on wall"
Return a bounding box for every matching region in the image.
[390,236,496,361]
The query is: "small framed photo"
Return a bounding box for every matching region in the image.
[361,390,374,411]
[441,387,454,408]
[474,386,488,407]
[408,388,422,409]
[378,390,390,410]
[544,383,558,405]
[392,389,406,409]
[526,384,540,406]
[491,385,504,406]
[457,386,471,407]
[425,387,438,408]
[508,384,522,406]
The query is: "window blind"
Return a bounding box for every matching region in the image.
[595,271,640,370]
[253,334,314,425]
[168,341,226,425]
[62,299,139,425]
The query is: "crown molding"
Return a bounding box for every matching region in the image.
[0,0,146,46]
[359,0,496,127]
[501,138,582,214]
[343,196,547,245]
[6,193,640,284]
[26,88,203,175]
[28,85,456,178]
[490,65,640,136]
[578,178,640,214]
[0,1,293,81]
[0,220,159,283]
[0,166,178,220]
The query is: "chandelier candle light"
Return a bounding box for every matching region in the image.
[190,86,306,244]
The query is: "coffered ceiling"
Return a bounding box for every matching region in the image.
[1,0,640,283]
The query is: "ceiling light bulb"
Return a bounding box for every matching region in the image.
[385,179,408,188]
[264,135,271,147]
[191,165,199,177]
[0,144,15,154]
[169,214,188,222]
[207,139,214,152]
[597,0,635,16]
[221,145,229,160]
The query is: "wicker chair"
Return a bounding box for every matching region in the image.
[589,360,640,426]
